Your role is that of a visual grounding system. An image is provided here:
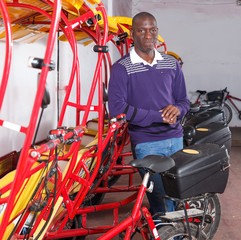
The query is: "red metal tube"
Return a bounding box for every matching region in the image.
[0,0,62,237]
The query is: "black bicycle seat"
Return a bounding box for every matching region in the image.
[129,155,175,173]
[196,90,207,95]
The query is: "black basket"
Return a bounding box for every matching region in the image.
[207,90,223,102]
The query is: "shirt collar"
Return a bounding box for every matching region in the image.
[130,48,163,66]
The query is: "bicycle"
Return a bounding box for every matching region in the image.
[96,142,229,240]
[192,87,241,124]
[221,88,241,123]
[0,126,228,240]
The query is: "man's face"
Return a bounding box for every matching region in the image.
[130,16,158,54]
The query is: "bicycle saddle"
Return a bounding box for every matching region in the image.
[196,90,207,95]
[129,155,175,173]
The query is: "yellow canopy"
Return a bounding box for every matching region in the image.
[0,0,165,45]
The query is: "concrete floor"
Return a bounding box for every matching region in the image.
[213,127,241,240]
[214,146,241,240]
[83,127,241,239]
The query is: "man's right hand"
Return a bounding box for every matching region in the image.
[160,105,180,125]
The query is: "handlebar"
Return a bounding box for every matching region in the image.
[30,115,127,159]
[222,87,229,94]
[30,125,85,158]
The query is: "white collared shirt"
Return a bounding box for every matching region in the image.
[130,48,163,67]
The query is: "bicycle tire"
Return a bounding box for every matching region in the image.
[56,216,86,240]
[81,156,123,206]
[157,222,206,240]
[223,102,232,124]
[176,194,221,239]
[107,156,123,187]
[82,181,105,206]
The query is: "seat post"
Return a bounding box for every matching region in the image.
[131,171,151,218]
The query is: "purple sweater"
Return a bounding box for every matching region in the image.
[108,52,190,145]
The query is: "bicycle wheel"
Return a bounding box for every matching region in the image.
[82,181,105,206]
[176,194,221,239]
[158,222,206,240]
[106,156,123,186]
[223,102,232,124]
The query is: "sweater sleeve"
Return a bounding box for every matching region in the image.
[172,61,190,119]
[108,63,163,127]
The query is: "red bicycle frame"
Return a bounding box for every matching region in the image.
[226,94,241,114]
[0,0,62,237]
[97,172,159,240]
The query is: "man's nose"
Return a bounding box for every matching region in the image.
[144,30,152,38]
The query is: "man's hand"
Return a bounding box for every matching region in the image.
[160,105,180,124]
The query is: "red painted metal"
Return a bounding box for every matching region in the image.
[0,0,62,238]
[142,207,161,240]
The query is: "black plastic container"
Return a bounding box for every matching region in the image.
[190,122,231,152]
[185,108,225,128]
[162,143,229,199]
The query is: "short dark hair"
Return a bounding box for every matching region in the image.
[132,12,157,29]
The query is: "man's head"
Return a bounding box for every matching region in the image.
[130,12,158,55]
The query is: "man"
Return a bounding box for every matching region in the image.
[108,12,190,215]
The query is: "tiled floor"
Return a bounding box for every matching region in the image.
[83,127,241,239]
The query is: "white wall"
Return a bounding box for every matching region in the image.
[58,40,100,127]
[131,0,241,126]
[112,0,132,17]
[0,36,58,156]
[0,35,104,156]
[0,0,111,156]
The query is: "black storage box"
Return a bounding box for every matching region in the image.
[162,143,229,199]
[185,108,225,128]
[207,90,223,102]
[190,122,231,152]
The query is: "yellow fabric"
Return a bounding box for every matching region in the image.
[61,137,101,193]
[0,162,46,239]
[81,39,93,46]
[62,0,85,11]
[0,1,165,45]
[58,31,90,41]
[34,196,63,239]
[86,0,101,5]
